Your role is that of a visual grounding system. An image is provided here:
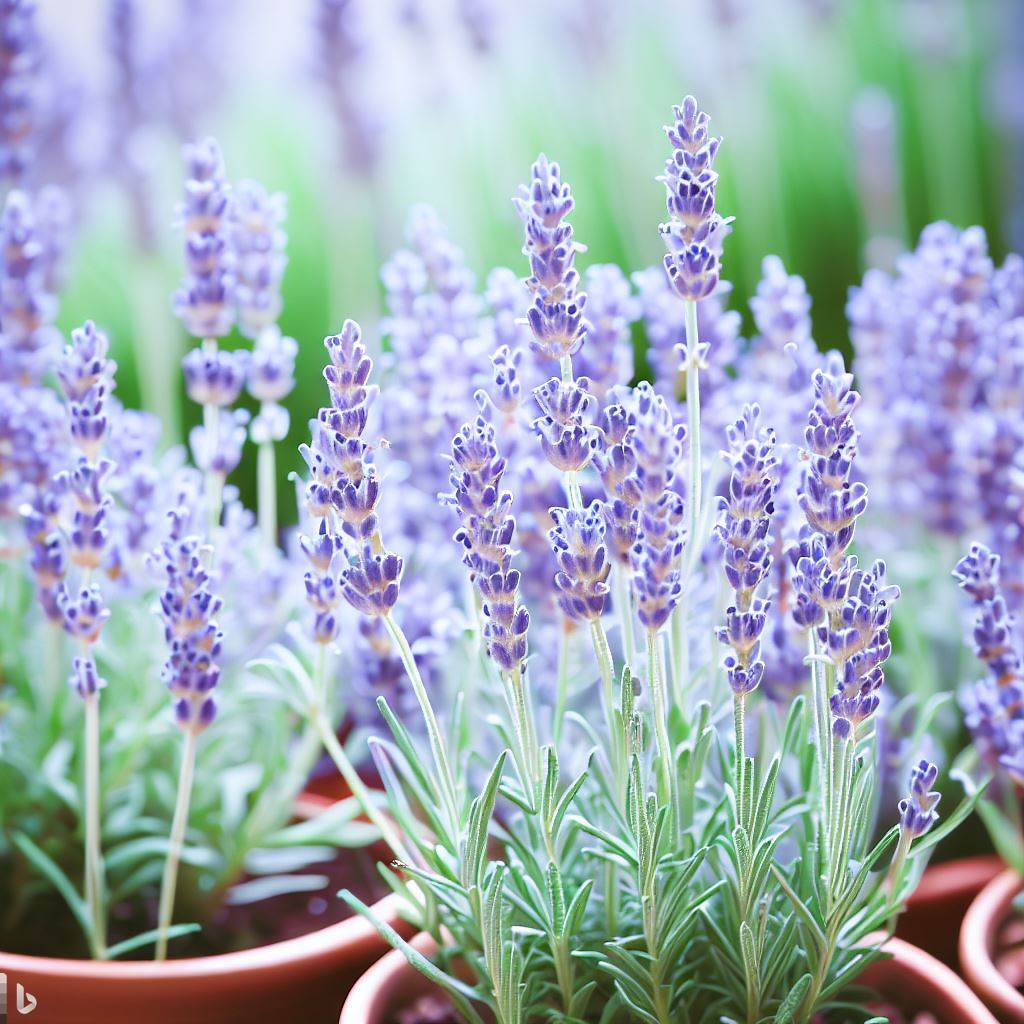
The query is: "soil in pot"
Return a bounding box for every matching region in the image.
[1,841,388,961]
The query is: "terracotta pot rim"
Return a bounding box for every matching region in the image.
[0,891,404,981]
[908,854,1004,905]
[960,867,1024,1021]
[0,789,396,981]
[341,933,999,1024]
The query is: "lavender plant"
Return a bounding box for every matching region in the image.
[338,99,971,1024]
[0,141,385,963]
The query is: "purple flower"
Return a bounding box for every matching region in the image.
[149,510,223,733]
[715,405,779,695]
[515,155,588,362]
[69,655,106,698]
[797,359,866,569]
[532,376,599,473]
[443,406,531,674]
[826,561,899,739]
[0,189,62,383]
[232,180,287,339]
[0,0,40,185]
[898,759,941,839]
[57,584,110,644]
[340,545,403,618]
[173,137,235,339]
[182,346,248,407]
[247,326,297,405]
[189,408,249,481]
[954,543,1024,784]
[315,0,383,177]
[658,97,731,302]
[549,503,610,622]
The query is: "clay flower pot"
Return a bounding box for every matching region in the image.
[961,868,1024,1023]
[340,933,998,1024]
[0,792,413,1024]
[898,855,1004,967]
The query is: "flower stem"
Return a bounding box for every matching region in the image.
[553,624,570,745]
[201,338,222,536]
[257,436,277,547]
[83,690,106,959]
[155,727,196,961]
[613,564,636,671]
[646,629,676,820]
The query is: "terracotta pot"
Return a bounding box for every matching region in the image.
[897,855,1004,967]
[961,868,1024,1023]
[0,793,413,1024]
[340,933,998,1024]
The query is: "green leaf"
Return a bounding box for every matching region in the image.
[10,830,91,939]
[774,973,811,1024]
[106,923,201,959]
[226,873,327,904]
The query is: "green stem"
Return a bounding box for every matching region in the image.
[155,726,196,961]
[734,692,747,832]
[257,434,277,548]
[383,613,460,833]
[553,624,570,745]
[646,629,675,819]
[83,690,107,959]
[613,564,636,671]
[308,643,411,862]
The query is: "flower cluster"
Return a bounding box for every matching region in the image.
[549,504,610,623]
[247,326,297,444]
[173,137,235,340]
[629,383,686,632]
[515,155,588,362]
[898,760,941,839]
[150,506,222,733]
[792,361,898,738]
[658,96,730,302]
[0,0,39,185]
[444,408,530,673]
[954,543,1024,786]
[716,405,778,695]
[0,188,63,383]
[49,321,118,697]
[232,180,287,339]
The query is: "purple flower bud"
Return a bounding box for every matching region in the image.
[247,326,297,404]
[57,584,110,644]
[532,376,599,473]
[68,655,106,698]
[549,503,610,622]
[898,760,941,839]
[182,346,248,407]
[340,545,403,618]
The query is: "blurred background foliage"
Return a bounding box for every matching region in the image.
[36,0,1022,521]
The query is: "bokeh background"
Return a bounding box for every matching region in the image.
[21,0,1024,520]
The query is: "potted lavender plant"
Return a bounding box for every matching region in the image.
[847,220,1024,966]
[327,100,991,1024]
[0,144,408,1023]
[953,545,1024,1022]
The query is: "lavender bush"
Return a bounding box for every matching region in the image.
[0,143,383,961]
[337,100,974,1024]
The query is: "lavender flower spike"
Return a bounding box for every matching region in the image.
[232,180,287,339]
[898,760,940,839]
[514,154,588,362]
[659,96,731,302]
[954,543,1024,784]
[173,137,235,340]
[150,508,223,732]
[716,405,779,696]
